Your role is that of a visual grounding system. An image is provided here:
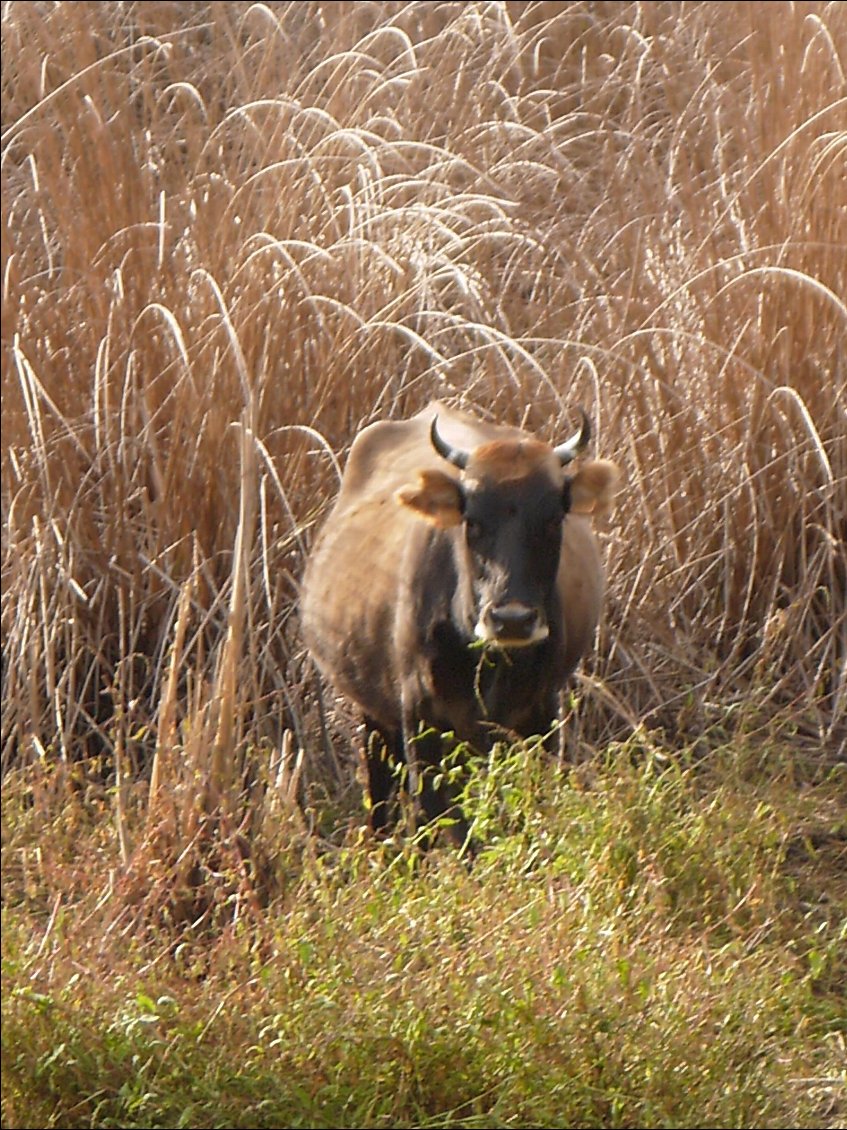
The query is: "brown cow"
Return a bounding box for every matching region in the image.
[301,401,619,852]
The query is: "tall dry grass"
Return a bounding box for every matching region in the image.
[2,1,845,912]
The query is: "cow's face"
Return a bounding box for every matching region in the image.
[397,436,618,649]
[459,456,566,647]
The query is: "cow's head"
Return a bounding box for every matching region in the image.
[396,413,618,648]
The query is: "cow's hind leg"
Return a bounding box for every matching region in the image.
[362,717,403,834]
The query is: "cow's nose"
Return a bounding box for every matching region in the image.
[488,603,541,642]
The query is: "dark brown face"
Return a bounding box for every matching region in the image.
[460,471,569,648]
[397,420,617,648]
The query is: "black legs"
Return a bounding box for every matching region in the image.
[362,717,472,852]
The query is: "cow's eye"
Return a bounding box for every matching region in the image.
[465,519,483,544]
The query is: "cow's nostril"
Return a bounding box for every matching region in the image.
[490,605,538,638]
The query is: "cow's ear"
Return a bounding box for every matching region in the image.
[568,460,620,516]
[396,470,464,528]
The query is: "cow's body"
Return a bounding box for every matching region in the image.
[301,401,618,850]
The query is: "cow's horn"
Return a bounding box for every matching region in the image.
[430,416,470,470]
[553,408,591,465]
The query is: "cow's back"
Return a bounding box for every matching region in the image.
[336,401,523,500]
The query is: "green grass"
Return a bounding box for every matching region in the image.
[3,737,845,1129]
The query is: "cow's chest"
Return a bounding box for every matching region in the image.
[427,621,555,738]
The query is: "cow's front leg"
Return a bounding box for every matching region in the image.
[401,704,473,854]
[362,716,403,834]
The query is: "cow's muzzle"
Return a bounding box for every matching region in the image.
[475,602,549,648]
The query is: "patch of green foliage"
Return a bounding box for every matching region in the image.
[3,738,845,1129]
